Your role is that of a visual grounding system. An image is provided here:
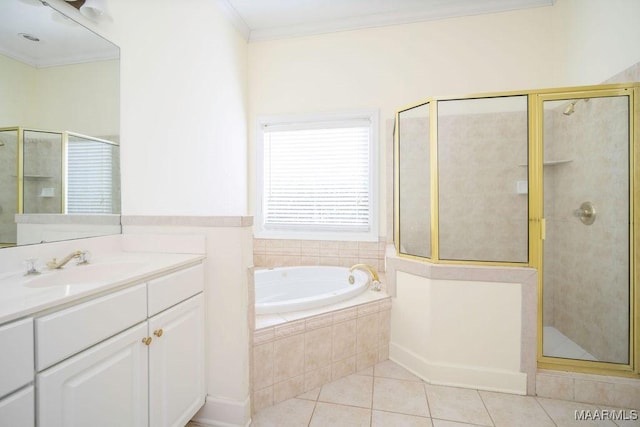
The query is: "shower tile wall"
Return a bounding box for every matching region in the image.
[253,238,387,272]
[23,136,63,215]
[437,111,528,262]
[398,116,430,257]
[0,133,17,244]
[544,96,630,364]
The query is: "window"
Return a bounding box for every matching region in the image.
[66,136,118,214]
[256,111,378,241]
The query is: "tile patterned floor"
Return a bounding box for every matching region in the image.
[245,360,639,427]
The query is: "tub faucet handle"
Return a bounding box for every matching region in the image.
[349,263,381,291]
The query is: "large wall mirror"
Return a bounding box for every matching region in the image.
[0,0,120,248]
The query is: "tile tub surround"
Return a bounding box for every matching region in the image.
[252,296,392,413]
[253,238,387,272]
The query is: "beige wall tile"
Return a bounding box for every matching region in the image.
[300,256,321,265]
[319,256,340,266]
[305,326,333,371]
[357,313,380,353]
[358,301,380,317]
[253,327,275,345]
[305,313,333,331]
[535,373,574,401]
[305,366,332,392]
[332,356,356,380]
[253,342,274,390]
[356,348,378,372]
[333,320,357,361]
[273,335,305,383]
[613,382,640,410]
[275,320,305,338]
[574,379,616,407]
[378,310,391,345]
[273,374,305,404]
[378,344,389,362]
[333,307,358,323]
[252,386,273,413]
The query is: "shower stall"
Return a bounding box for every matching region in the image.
[0,127,120,247]
[394,83,639,377]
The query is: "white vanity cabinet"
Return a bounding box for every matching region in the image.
[0,317,34,427]
[0,386,35,427]
[148,293,205,427]
[37,323,149,427]
[32,262,205,427]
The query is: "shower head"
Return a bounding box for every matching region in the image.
[0,141,4,147]
[563,100,578,116]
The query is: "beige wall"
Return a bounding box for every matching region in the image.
[0,55,36,127]
[247,0,640,238]
[0,55,118,137]
[97,0,249,216]
[552,0,640,86]
[34,60,119,137]
[248,5,558,237]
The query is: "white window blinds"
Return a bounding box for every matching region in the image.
[259,116,376,239]
[67,139,115,214]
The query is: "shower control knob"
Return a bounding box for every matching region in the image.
[573,201,596,225]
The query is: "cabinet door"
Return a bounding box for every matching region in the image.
[37,323,148,427]
[0,386,34,427]
[0,318,33,397]
[149,293,205,427]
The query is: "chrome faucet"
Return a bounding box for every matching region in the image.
[349,263,381,291]
[47,250,90,269]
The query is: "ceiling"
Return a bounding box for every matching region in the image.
[0,0,118,68]
[224,0,554,42]
[1,0,554,66]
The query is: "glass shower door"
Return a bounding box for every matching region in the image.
[541,93,631,365]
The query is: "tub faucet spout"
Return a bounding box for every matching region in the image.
[349,263,381,291]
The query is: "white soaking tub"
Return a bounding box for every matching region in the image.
[254,266,370,315]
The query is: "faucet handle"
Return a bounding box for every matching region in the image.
[77,250,91,265]
[24,258,42,276]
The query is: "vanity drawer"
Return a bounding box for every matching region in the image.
[148,264,204,316]
[0,386,34,427]
[0,318,34,398]
[35,284,147,371]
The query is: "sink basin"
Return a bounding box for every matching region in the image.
[23,262,146,288]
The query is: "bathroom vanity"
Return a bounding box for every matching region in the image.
[0,250,205,427]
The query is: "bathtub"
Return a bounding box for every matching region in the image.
[254,266,370,314]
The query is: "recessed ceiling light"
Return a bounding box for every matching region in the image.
[18,33,41,42]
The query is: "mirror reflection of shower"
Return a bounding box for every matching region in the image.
[562,98,589,116]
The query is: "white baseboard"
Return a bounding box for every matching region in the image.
[191,394,251,427]
[390,342,527,395]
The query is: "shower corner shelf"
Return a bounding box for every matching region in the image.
[24,175,53,180]
[518,159,573,167]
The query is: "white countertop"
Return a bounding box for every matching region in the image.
[0,251,204,324]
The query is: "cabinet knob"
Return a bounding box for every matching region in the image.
[153,329,163,337]
[142,337,152,346]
